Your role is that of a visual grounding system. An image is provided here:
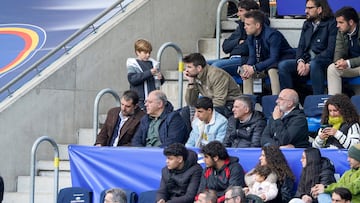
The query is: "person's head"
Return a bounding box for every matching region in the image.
[347,144,360,169]
[232,96,254,121]
[120,90,139,116]
[259,146,295,183]
[244,10,266,36]
[298,147,323,192]
[183,53,207,77]
[145,90,168,117]
[321,94,359,125]
[237,0,259,21]
[254,165,272,183]
[335,7,359,34]
[197,189,217,203]
[332,187,352,203]
[224,186,245,203]
[201,141,229,168]
[276,88,299,112]
[195,97,214,124]
[104,188,127,203]
[134,39,152,61]
[305,0,333,22]
[301,147,322,168]
[163,143,188,170]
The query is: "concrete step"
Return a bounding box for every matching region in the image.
[197,38,228,60]
[58,144,69,160]
[221,19,237,31]
[37,160,70,171]
[4,192,55,203]
[17,176,72,193]
[38,171,71,177]
[78,128,95,146]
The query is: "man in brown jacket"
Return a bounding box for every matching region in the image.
[95,90,145,146]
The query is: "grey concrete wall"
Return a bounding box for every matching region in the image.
[0,0,221,191]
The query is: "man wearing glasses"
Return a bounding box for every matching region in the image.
[224,186,245,203]
[261,89,309,148]
[278,0,337,101]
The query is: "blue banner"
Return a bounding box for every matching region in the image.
[68,145,349,203]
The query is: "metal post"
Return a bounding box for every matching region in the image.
[93,88,120,142]
[30,136,59,203]
[156,42,184,108]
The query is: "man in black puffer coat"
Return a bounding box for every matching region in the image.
[156,143,203,203]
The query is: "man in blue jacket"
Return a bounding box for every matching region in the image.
[278,0,337,98]
[131,90,188,147]
[240,10,295,95]
[208,0,259,77]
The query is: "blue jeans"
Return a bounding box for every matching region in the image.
[278,58,331,94]
[207,56,243,77]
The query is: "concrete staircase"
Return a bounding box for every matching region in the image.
[3,129,94,203]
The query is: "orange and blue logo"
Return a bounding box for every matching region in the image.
[0,24,46,75]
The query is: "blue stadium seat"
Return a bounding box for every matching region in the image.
[99,188,138,203]
[261,95,278,119]
[303,95,330,132]
[345,77,360,85]
[57,187,92,203]
[243,94,258,109]
[138,190,157,203]
[351,95,360,115]
[246,194,264,203]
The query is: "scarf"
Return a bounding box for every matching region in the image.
[328,116,344,130]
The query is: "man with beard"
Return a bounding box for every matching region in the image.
[261,88,309,148]
[156,143,202,203]
[278,0,337,99]
[327,6,360,95]
[95,90,145,146]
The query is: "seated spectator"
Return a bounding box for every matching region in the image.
[186,97,228,147]
[197,141,245,203]
[207,0,260,77]
[0,176,3,203]
[156,143,202,203]
[224,186,246,203]
[327,6,360,95]
[244,165,278,202]
[278,0,336,98]
[240,10,295,95]
[127,39,165,109]
[312,94,360,149]
[261,89,309,148]
[223,95,266,148]
[331,187,352,203]
[311,143,360,203]
[103,188,127,203]
[95,90,145,146]
[131,90,188,147]
[183,53,241,119]
[196,189,217,203]
[245,146,295,203]
[288,147,336,203]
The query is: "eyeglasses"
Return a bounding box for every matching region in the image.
[224,195,240,202]
[305,6,317,10]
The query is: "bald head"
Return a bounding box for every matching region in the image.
[145,90,168,117]
[277,89,299,112]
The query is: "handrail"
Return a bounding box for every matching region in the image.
[0,0,126,97]
[30,136,59,203]
[216,0,239,59]
[156,42,184,108]
[93,88,120,142]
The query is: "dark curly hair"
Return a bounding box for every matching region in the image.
[200,140,229,160]
[256,146,295,183]
[321,94,359,125]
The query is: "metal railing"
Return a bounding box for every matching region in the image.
[30,136,59,203]
[156,42,184,108]
[93,88,120,142]
[0,0,127,98]
[216,0,239,59]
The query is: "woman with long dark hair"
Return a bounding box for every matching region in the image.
[245,146,295,203]
[313,94,360,149]
[289,147,336,203]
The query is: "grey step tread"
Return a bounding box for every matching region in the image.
[17,176,72,193]
[39,171,71,177]
[58,144,69,160]
[4,192,56,203]
[78,128,96,146]
[37,160,70,171]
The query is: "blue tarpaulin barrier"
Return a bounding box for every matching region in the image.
[68,145,349,203]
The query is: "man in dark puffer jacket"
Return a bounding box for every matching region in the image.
[156,143,203,203]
